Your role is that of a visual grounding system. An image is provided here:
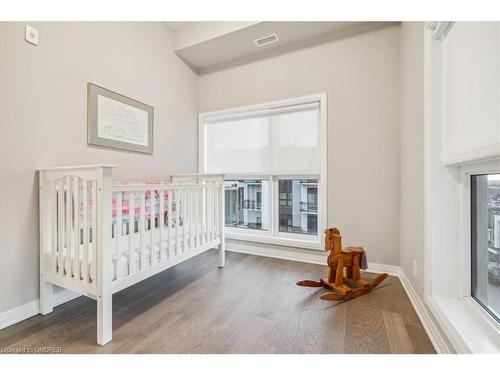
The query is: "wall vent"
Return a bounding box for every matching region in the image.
[254,33,279,47]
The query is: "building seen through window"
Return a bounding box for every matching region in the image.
[278,179,318,235]
[224,180,269,230]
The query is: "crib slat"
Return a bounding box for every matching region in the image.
[214,186,218,241]
[159,189,165,263]
[73,177,80,281]
[175,189,180,256]
[191,188,195,249]
[82,181,89,284]
[115,192,122,281]
[201,186,206,245]
[194,188,198,248]
[210,186,214,241]
[167,189,172,259]
[64,176,72,278]
[214,185,219,241]
[51,182,57,272]
[203,185,210,243]
[91,180,97,285]
[193,188,199,247]
[189,188,192,248]
[181,188,188,253]
[186,188,190,251]
[150,189,155,265]
[189,188,193,250]
[208,186,212,243]
[199,186,203,245]
[212,186,216,241]
[179,188,182,253]
[57,181,64,275]
[205,186,209,243]
[128,192,135,275]
[211,186,215,241]
[201,186,205,244]
[140,192,146,269]
[183,188,188,252]
[193,187,200,247]
[198,188,201,245]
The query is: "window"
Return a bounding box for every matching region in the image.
[224,179,269,230]
[278,179,318,235]
[200,94,327,248]
[471,173,500,322]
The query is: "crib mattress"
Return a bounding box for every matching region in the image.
[55,225,212,281]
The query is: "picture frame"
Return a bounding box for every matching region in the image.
[87,83,154,154]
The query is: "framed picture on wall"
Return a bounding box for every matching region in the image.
[87,83,154,154]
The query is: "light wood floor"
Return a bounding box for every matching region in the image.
[0,250,435,354]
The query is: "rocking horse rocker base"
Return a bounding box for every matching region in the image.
[297,273,388,301]
[297,228,388,302]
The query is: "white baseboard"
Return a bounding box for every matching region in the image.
[226,246,401,276]
[227,245,327,265]
[365,261,400,277]
[0,289,81,330]
[0,300,39,331]
[398,270,453,353]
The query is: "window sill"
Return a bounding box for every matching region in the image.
[427,295,500,353]
[225,231,323,251]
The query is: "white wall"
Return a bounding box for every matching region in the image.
[199,25,401,265]
[400,22,425,298]
[0,22,199,313]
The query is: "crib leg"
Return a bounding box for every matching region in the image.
[39,278,53,315]
[218,240,225,268]
[97,293,112,345]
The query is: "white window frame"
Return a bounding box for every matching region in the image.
[459,161,500,327]
[198,93,328,250]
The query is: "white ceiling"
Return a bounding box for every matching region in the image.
[171,21,396,74]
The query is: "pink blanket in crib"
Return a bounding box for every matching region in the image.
[81,180,170,222]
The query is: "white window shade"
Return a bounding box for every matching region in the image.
[204,102,320,174]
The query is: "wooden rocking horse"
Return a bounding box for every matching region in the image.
[297,228,388,301]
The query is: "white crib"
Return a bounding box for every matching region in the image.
[38,165,225,345]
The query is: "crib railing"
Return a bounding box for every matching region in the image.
[111,181,223,283]
[40,165,225,293]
